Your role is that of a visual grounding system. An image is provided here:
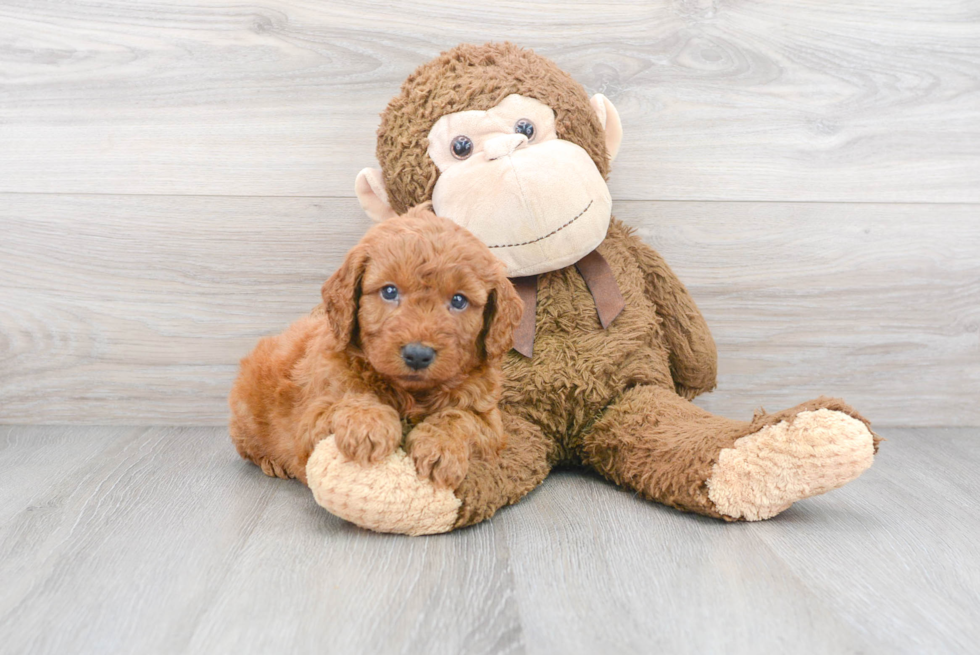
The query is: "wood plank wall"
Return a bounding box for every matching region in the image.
[1,1,978,426]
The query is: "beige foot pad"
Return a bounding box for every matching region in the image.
[707,409,876,521]
[306,436,461,536]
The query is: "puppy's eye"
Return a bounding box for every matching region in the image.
[380,285,399,301]
[514,119,535,141]
[450,294,468,311]
[451,135,473,160]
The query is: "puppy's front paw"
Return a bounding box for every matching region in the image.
[406,424,469,490]
[332,402,401,465]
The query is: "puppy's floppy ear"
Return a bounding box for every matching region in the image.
[321,243,370,350]
[481,273,524,362]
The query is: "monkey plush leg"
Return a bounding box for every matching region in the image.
[307,412,556,535]
[580,386,880,520]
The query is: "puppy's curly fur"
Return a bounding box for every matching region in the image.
[229,207,523,488]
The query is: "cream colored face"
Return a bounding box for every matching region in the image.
[355,93,622,278]
[425,95,613,277]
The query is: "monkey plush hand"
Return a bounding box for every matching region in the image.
[307,43,879,535]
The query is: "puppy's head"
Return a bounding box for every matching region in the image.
[321,206,523,391]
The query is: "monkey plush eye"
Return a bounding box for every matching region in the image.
[450,294,469,311]
[514,119,535,140]
[451,135,473,160]
[380,285,399,301]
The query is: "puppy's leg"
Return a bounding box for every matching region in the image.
[229,397,291,480]
[405,408,505,489]
[228,318,319,482]
[303,394,403,467]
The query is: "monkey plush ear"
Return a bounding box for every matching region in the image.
[590,94,623,162]
[355,168,398,222]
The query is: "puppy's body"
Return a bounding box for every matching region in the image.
[230,209,522,487]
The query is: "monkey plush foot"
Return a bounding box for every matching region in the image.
[706,409,877,521]
[306,435,461,536]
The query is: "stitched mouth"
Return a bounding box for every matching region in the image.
[487,200,593,249]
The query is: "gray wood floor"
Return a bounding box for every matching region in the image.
[1,425,977,654]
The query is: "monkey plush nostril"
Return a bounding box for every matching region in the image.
[401,343,436,370]
[484,133,528,161]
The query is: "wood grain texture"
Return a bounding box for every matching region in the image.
[1,0,978,201]
[0,194,373,424]
[2,194,977,426]
[505,426,980,654]
[0,425,977,654]
[616,201,980,426]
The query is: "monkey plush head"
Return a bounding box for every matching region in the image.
[355,42,623,277]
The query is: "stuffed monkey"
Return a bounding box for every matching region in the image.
[305,43,880,535]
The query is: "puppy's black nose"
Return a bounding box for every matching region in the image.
[401,343,436,370]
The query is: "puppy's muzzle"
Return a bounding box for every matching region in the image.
[401,343,436,371]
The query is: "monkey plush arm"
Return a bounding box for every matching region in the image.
[615,220,718,399]
[306,409,554,535]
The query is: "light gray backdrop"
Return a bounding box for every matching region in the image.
[2,0,978,426]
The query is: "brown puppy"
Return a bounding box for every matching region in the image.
[229,207,522,488]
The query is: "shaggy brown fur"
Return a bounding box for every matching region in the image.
[333,42,879,530]
[230,208,523,488]
[452,218,876,525]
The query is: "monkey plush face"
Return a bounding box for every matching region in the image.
[424,94,613,276]
[355,43,624,277]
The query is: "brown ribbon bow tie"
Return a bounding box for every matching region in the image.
[510,249,625,358]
